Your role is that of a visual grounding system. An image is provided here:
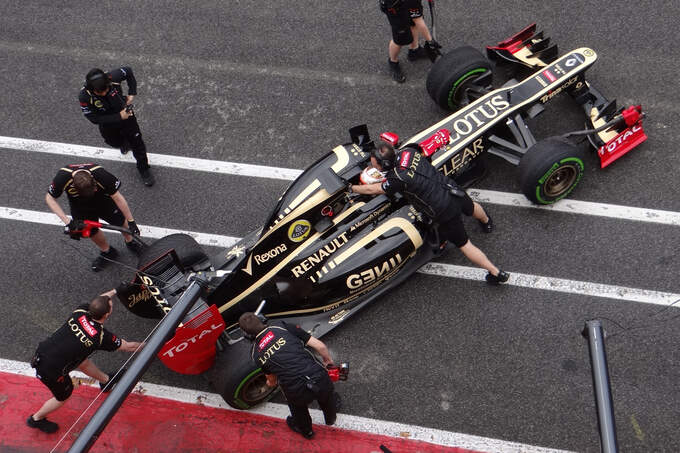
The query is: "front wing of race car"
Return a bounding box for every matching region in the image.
[486,23,647,168]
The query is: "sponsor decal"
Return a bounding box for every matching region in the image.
[140,275,172,314]
[292,232,349,278]
[329,309,350,325]
[346,253,403,290]
[94,100,103,108]
[78,315,98,336]
[226,244,245,259]
[67,317,94,347]
[254,243,288,265]
[598,124,643,155]
[288,220,311,243]
[405,151,422,178]
[161,322,224,358]
[447,95,510,146]
[127,288,152,308]
[540,76,579,104]
[440,138,484,176]
[258,331,275,350]
[399,151,412,169]
[542,69,557,83]
[349,204,390,232]
[257,337,287,365]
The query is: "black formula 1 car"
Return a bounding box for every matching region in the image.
[103,25,646,412]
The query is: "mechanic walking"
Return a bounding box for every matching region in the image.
[45,163,144,271]
[239,312,340,439]
[350,142,510,284]
[26,289,143,433]
[380,0,441,83]
[79,66,155,186]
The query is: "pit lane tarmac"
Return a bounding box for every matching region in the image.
[1,359,571,453]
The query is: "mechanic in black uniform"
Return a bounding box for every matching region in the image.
[79,66,155,186]
[26,289,143,433]
[239,312,340,439]
[379,0,442,83]
[45,163,143,271]
[350,142,510,284]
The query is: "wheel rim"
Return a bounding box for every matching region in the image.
[241,374,275,404]
[544,165,578,197]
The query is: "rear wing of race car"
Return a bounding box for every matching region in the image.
[486,24,648,168]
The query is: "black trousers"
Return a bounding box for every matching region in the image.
[99,116,150,171]
[283,374,336,433]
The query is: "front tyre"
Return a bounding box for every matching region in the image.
[206,338,278,410]
[518,137,585,204]
[426,46,492,110]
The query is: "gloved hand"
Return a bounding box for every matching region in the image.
[424,39,442,62]
[127,220,140,236]
[65,219,84,240]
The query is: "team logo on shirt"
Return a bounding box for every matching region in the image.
[78,315,97,336]
[399,151,411,169]
[94,100,103,108]
[258,331,275,350]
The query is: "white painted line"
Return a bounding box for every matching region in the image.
[2,135,679,225]
[2,206,679,308]
[1,358,573,453]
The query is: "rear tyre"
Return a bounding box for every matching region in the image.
[426,46,492,110]
[206,338,278,409]
[518,137,585,204]
[137,233,209,271]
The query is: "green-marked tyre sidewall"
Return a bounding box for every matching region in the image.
[232,367,266,409]
[447,68,488,110]
[426,46,492,111]
[518,138,586,205]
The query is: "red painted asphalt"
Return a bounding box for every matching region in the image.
[1,371,481,453]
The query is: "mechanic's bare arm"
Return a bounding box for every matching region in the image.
[77,359,108,382]
[100,288,117,299]
[45,193,70,224]
[118,340,144,352]
[306,336,334,367]
[349,182,385,196]
[110,192,135,222]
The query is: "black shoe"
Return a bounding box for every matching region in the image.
[486,270,509,285]
[119,146,130,155]
[125,240,144,255]
[479,215,494,233]
[388,60,406,83]
[286,416,314,439]
[407,46,427,61]
[27,415,58,433]
[92,247,118,272]
[424,39,442,62]
[139,168,155,187]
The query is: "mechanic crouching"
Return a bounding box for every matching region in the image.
[239,312,340,439]
[350,142,510,284]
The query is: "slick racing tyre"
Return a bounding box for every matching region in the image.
[426,46,492,110]
[207,338,278,410]
[518,137,586,204]
[137,233,210,272]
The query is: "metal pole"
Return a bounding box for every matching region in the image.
[67,280,204,453]
[583,319,619,453]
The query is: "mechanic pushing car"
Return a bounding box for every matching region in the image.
[45,163,144,271]
[239,312,340,439]
[350,142,510,284]
[79,66,154,186]
[26,289,143,434]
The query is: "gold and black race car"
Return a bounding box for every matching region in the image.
[85,24,648,414]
